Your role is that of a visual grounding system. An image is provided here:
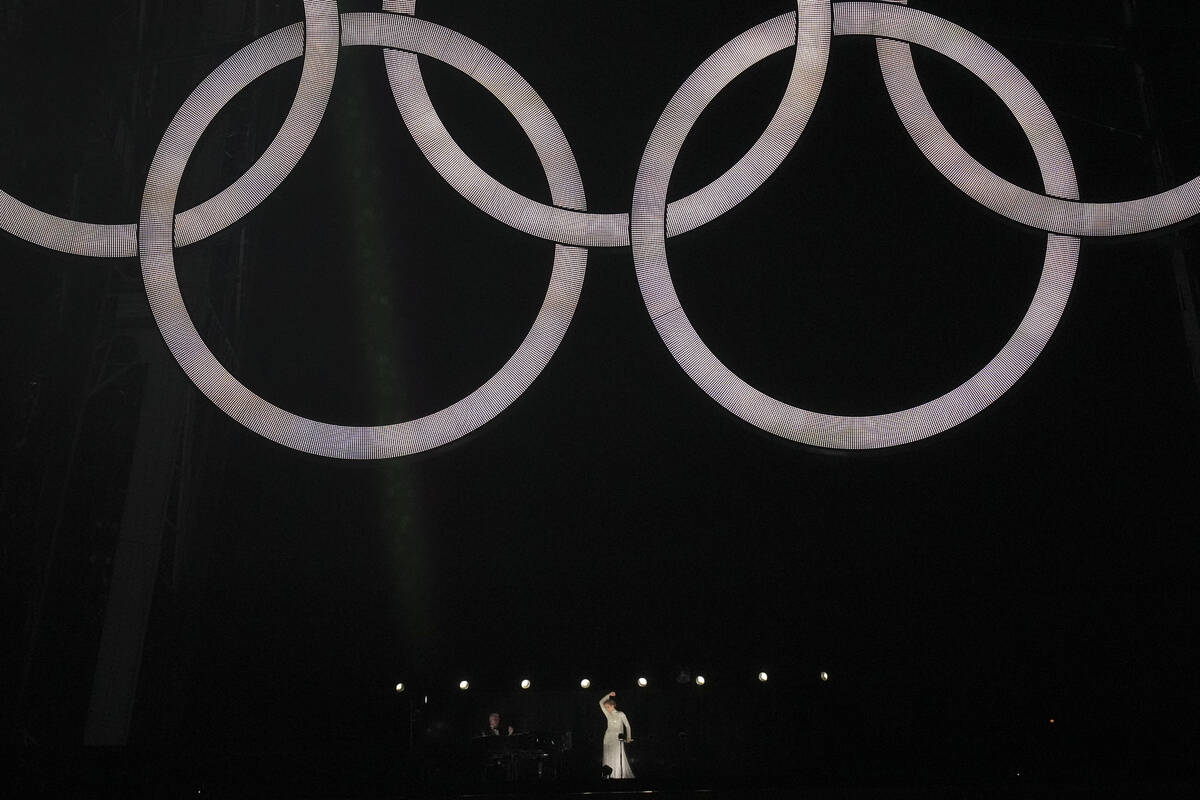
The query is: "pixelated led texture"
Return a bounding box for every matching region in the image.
[139,11,587,459]
[3,1,1199,457]
[380,1,832,247]
[868,0,1200,236]
[630,0,1081,449]
[0,0,340,257]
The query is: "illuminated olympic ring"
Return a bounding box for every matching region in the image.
[142,5,590,459]
[379,0,832,247]
[2,1,1199,457]
[1,0,341,258]
[633,0,1081,450]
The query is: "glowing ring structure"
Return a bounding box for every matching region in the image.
[631,0,1082,449]
[0,0,341,258]
[3,1,1200,457]
[381,0,1200,242]
[872,1,1200,237]
[6,2,1200,259]
[139,11,589,459]
[380,1,832,248]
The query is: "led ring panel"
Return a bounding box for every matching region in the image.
[379,1,831,248]
[6,2,1197,256]
[138,11,588,459]
[867,1,1200,237]
[630,0,1081,449]
[3,2,1200,457]
[0,0,340,258]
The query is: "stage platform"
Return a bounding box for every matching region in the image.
[417,781,1198,800]
[12,746,1197,799]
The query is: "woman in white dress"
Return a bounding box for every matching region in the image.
[599,691,634,778]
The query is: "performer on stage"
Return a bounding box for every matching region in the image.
[482,712,513,737]
[598,691,634,778]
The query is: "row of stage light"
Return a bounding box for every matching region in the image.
[395,671,831,693]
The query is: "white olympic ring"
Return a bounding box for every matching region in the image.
[2,1,1198,457]
[632,1,1080,449]
[141,6,589,459]
[1,0,341,258]
[379,0,831,248]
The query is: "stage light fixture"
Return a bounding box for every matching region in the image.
[758,672,769,683]
[580,678,591,689]
[458,680,469,691]
[637,677,648,687]
[520,679,531,690]
[820,671,829,682]
[394,682,405,693]
[695,675,706,686]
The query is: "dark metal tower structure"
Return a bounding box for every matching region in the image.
[1120,0,1200,395]
[3,0,291,748]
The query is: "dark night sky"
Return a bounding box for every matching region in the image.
[3,0,1199,783]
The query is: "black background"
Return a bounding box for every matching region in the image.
[3,0,1199,791]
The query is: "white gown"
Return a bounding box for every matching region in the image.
[599,695,634,778]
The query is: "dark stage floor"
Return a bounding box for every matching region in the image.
[420,781,1198,800]
[14,757,1199,800]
